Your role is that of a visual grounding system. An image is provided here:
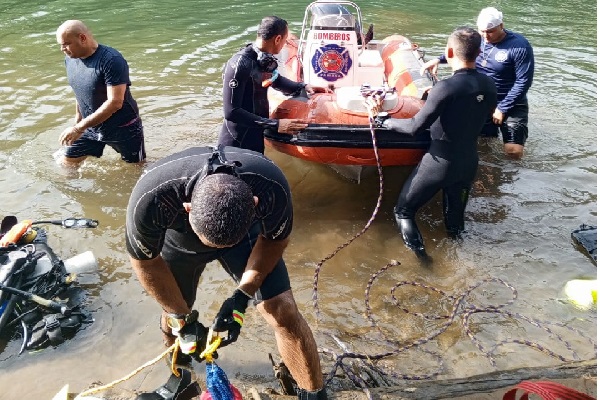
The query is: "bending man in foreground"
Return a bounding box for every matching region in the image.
[55,20,145,167]
[420,7,534,159]
[125,145,327,399]
[376,27,496,257]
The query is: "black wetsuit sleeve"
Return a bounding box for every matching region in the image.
[241,168,294,241]
[272,75,305,96]
[222,54,274,128]
[125,181,181,260]
[259,186,293,241]
[384,81,448,136]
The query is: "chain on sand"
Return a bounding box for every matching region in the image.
[318,261,596,390]
[311,93,385,319]
[309,94,595,392]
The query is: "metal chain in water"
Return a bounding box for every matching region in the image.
[321,260,596,390]
[311,91,386,319]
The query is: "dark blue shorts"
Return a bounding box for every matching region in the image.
[160,222,291,307]
[479,102,529,146]
[64,119,146,163]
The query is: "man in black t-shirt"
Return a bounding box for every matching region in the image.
[55,20,145,167]
[126,146,327,399]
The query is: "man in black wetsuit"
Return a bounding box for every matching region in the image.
[125,146,327,399]
[219,16,330,153]
[378,27,497,258]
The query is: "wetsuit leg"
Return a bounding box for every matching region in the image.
[442,182,472,238]
[394,152,450,255]
[218,125,265,154]
[161,231,215,307]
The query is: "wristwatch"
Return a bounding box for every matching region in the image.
[166,310,199,331]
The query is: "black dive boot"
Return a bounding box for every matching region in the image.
[297,387,328,400]
[395,216,429,260]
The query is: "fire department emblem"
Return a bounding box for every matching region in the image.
[311,44,352,82]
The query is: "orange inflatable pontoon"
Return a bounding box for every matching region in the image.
[266,0,435,167]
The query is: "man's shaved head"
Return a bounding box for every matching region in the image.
[57,20,91,37]
[56,20,97,59]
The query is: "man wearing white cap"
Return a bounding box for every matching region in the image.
[421,7,535,160]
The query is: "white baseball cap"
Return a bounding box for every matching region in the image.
[477,7,503,31]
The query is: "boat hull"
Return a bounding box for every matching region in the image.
[264,123,429,166]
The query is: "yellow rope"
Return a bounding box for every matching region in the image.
[170,339,181,376]
[200,330,222,363]
[75,342,177,399]
[75,333,223,398]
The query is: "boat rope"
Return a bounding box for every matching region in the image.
[311,90,387,320]
[284,37,303,82]
[75,342,178,398]
[320,260,597,390]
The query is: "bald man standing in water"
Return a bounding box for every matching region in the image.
[55,20,145,167]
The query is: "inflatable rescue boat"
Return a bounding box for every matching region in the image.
[266,1,435,167]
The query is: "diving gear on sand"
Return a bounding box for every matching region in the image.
[0,218,95,356]
[212,288,252,347]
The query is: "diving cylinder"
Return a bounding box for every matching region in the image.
[30,251,98,278]
[63,251,98,274]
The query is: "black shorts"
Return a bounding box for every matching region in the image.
[64,119,146,163]
[479,102,529,146]
[160,222,291,308]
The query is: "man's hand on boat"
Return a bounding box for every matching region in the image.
[420,58,441,79]
[278,119,309,134]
